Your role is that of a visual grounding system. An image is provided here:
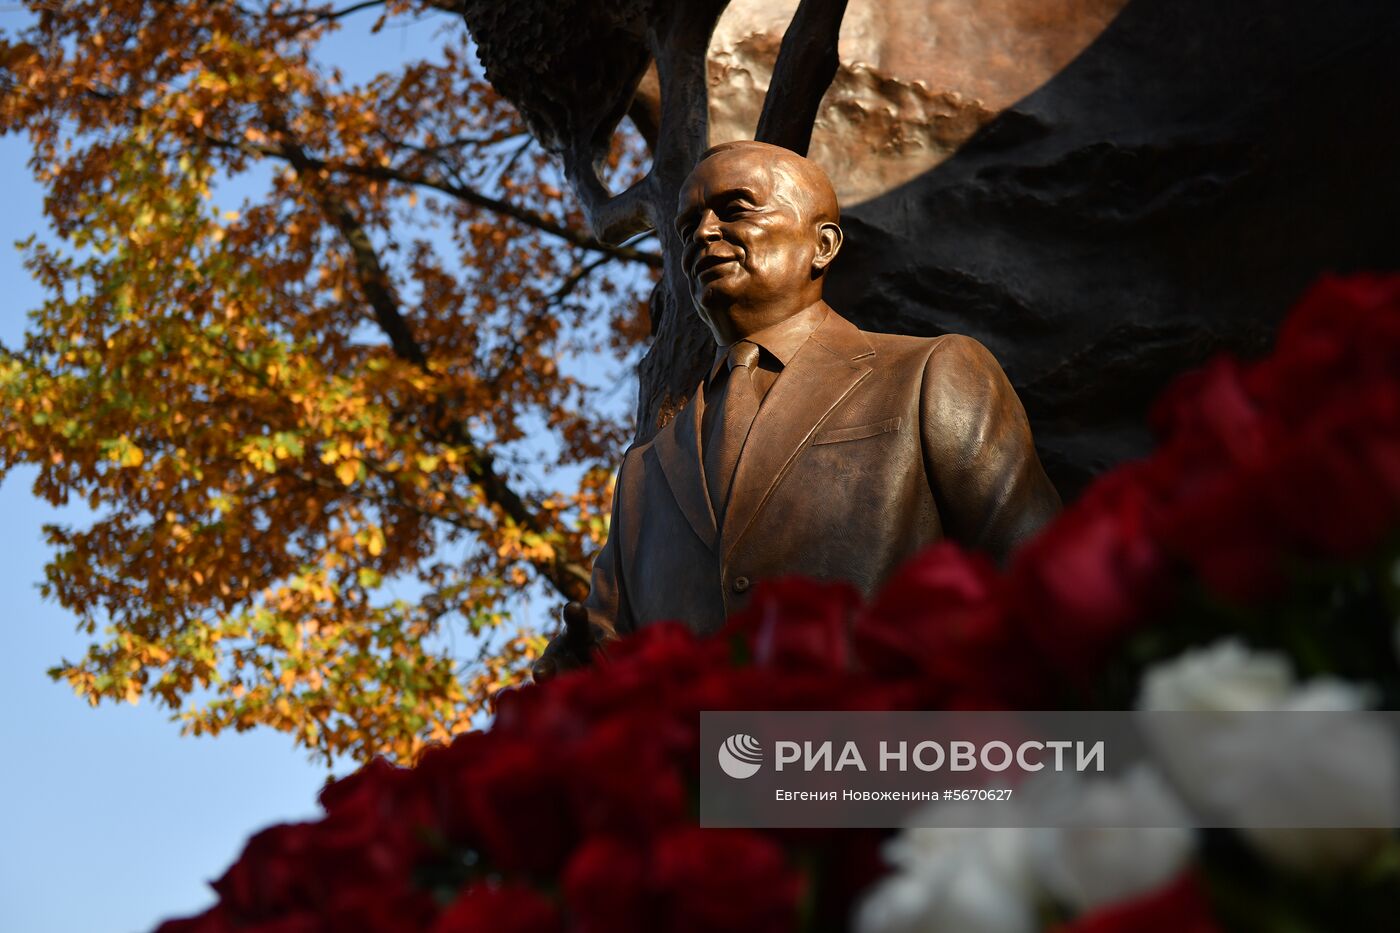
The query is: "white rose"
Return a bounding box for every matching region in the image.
[1138,639,1398,873]
[1138,639,1294,711]
[1028,765,1195,913]
[854,803,1036,933]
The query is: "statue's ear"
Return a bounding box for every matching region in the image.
[812,221,843,274]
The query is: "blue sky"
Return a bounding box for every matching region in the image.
[0,10,495,931]
[0,128,340,933]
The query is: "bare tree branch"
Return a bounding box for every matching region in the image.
[626,61,661,152]
[754,0,849,156]
[304,0,385,23]
[480,253,615,392]
[559,0,732,247]
[68,80,659,266]
[277,137,428,366]
[549,254,613,305]
[202,133,663,267]
[239,0,387,29]
[247,0,463,23]
[372,126,525,157]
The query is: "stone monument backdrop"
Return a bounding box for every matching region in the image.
[462,0,1400,496]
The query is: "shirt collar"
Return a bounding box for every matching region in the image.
[707,301,829,383]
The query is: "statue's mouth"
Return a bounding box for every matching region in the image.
[694,253,738,279]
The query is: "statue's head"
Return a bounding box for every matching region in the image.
[675,141,842,342]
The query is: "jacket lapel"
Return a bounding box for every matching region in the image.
[721,308,874,559]
[653,388,718,551]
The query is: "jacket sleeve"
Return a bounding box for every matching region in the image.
[580,450,635,639]
[919,334,1061,562]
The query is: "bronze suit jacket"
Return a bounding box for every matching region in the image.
[584,305,1061,637]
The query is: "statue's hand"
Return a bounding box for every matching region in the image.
[532,601,606,683]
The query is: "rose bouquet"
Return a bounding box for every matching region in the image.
[158,276,1400,932]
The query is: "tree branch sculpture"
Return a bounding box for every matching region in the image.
[461,0,851,436]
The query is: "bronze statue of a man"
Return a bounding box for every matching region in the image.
[534,140,1060,680]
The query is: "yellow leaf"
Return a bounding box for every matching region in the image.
[367,527,385,557]
[336,459,360,485]
[122,444,145,468]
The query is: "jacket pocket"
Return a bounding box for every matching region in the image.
[811,416,903,446]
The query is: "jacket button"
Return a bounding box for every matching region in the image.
[732,576,751,594]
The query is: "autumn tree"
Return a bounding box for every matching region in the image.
[0,0,659,763]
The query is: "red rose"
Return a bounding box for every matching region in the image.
[318,757,401,816]
[1348,388,1400,511]
[731,577,861,672]
[153,906,236,933]
[210,810,426,924]
[1260,274,1400,420]
[323,882,438,932]
[1258,282,1400,527]
[211,822,318,918]
[1150,357,1275,467]
[1009,468,1174,685]
[853,543,998,676]
[1262,399,1400,558]
[462,739,576,875]
[498,623,724,740]
[855,542,1043,705]
[1152,459,1288,601]
[566,711,692,839]
[1051,871,1222,933]
[314,798,425,889]
[412,730,499,844]
[650,828,803,933]
[675,664,905,717]
[562,836,651,933]
[1143,274,1400,599]
[241,915,326,933]
[1145,355,1296,599]
[592,620,722,674]
[432,883,562,933]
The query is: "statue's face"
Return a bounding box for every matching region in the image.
[675,149,822,326]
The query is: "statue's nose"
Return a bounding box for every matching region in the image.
[695,210,722,242]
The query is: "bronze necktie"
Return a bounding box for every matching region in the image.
[706,340,762,520]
